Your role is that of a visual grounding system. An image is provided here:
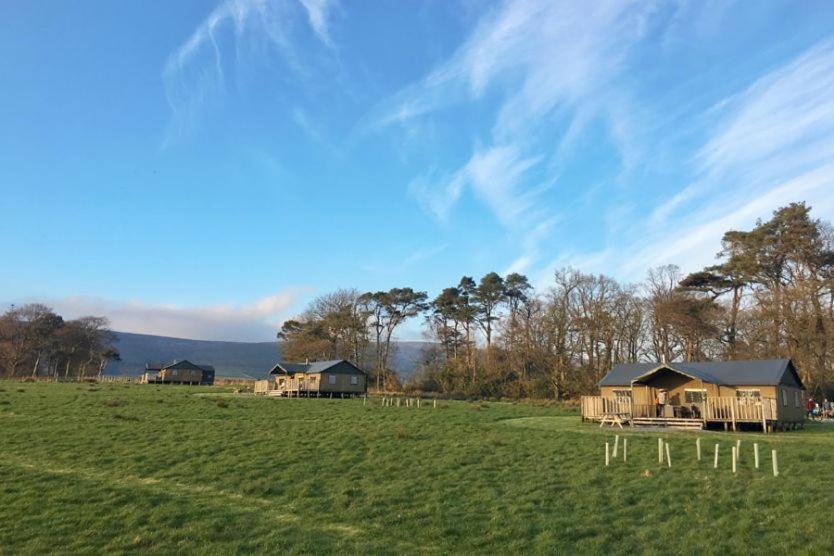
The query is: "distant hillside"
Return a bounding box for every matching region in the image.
[106,332,429,380]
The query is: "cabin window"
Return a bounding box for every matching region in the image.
[350,376,358,385]
[781,389,787,406]
[612,389,631,398]
[328,374,336,385]
[278,378,285,385]
[795,390,801,408]
[309,375,317,382]
[684,389,707,403]
[735,389,761,399]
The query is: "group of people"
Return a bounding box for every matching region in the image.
[806,397,834,420]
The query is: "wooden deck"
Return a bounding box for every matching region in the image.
[581,396,779,432]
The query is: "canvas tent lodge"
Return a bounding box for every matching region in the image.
[140,360,215,385]
[254,360,367,398]
[581,359,806,432]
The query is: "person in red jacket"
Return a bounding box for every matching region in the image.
[806,396,816,418]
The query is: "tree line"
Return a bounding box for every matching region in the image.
[0,304,119,378]
[279,203,834,398]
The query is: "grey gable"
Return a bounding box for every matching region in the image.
[598,359,803,389]
[269,359,367,376]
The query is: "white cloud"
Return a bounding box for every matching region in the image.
[372,0,666,276]
[298,0,338,47]
[548,40,834,284]
[162,0,337,143]
[30,289,308,342]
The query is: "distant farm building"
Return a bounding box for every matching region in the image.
[581,358,806,432]
[141,360,215,385]
[254,360,367,397]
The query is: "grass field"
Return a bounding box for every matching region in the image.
[1,382,833,554]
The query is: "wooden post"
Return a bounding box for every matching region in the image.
[665,442,671,468]
[433,399,437,409]
[732,446,737,474]
[754,443,759,469]
[613,435,619,458]
[735,439,741,461]
[623,438,628,462]
[658,438,663,463]
[731,398,737,432]
[772,450,779,477]
[761,399,768,433]
[605,443,610,466]
[714,444,719,468]
[696,438,701,461]
[363,396,367,406]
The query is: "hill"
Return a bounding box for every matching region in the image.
[106,331,428,379]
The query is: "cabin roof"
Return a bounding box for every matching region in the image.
[269,359,366,376]
[598,358,803,388]
[158,359,214,372]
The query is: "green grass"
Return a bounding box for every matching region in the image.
[0,382,832,554]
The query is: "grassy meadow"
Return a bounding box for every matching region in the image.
[1,382,833,554]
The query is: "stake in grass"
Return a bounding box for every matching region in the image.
[658,438,663,463]
[772,449,779,477]
[613,435,619,458]
[696,438,701,461]
[623,438,628,462]
[665,442,672,468]
[754,443,760,469]
[714,444,720,469]
[732,446,737,474]
[605,442,610,467]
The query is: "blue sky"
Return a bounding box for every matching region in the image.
[2,0,834,341]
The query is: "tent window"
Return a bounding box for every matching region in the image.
[684,389,706,403]
[612,389,631,398]
[328,374,336,385]
[736,389,761,399]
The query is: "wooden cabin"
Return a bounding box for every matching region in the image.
[140,360,215,385]
[254,360,367,397]
[581,359,805,432]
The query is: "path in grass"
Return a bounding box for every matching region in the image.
[1,382,833,553]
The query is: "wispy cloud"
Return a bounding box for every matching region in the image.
[31,289,309,342]
[162,0,337,144]
[298,0,338,47]
[371,0,666,276]
[558,39,834,282]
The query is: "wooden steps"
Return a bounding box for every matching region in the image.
[631,417,704,430]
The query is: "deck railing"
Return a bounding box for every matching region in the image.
[581,395,777,426]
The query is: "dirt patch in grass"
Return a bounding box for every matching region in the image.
[103,398,125,408]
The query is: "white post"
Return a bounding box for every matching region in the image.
[623,438,628,462]
[714,444,719,469]
[613,435,619,458]
[363,396,367,406]
[658,438,663,463]
[696,438,701,461]
[433,399,437,409]
[665,442,671,468]
[732,446,737,474]
[772,450,779,477]
[605,443,610,466]
[754,443,759,469]
[735,439,741,461]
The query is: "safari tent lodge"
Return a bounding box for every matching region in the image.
[140,360,215,385]
[581,359,805,432]
[254,359,367,397]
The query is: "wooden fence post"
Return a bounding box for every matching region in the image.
[605,443,610,466]
[613,435,619,458]
[658,438,663,463]
[754,443,759,469]
[714,444,719,469]
[772,450,779,477]
[665,443,671,468]
[735,439,741,461]
[696,438,701,461]
[433,399,437,409]
[623,438,628,462]
[732,446,737,474]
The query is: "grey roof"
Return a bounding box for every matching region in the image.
[269,359,366,375]
[598,359,802,388]
[160,360,213,372]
